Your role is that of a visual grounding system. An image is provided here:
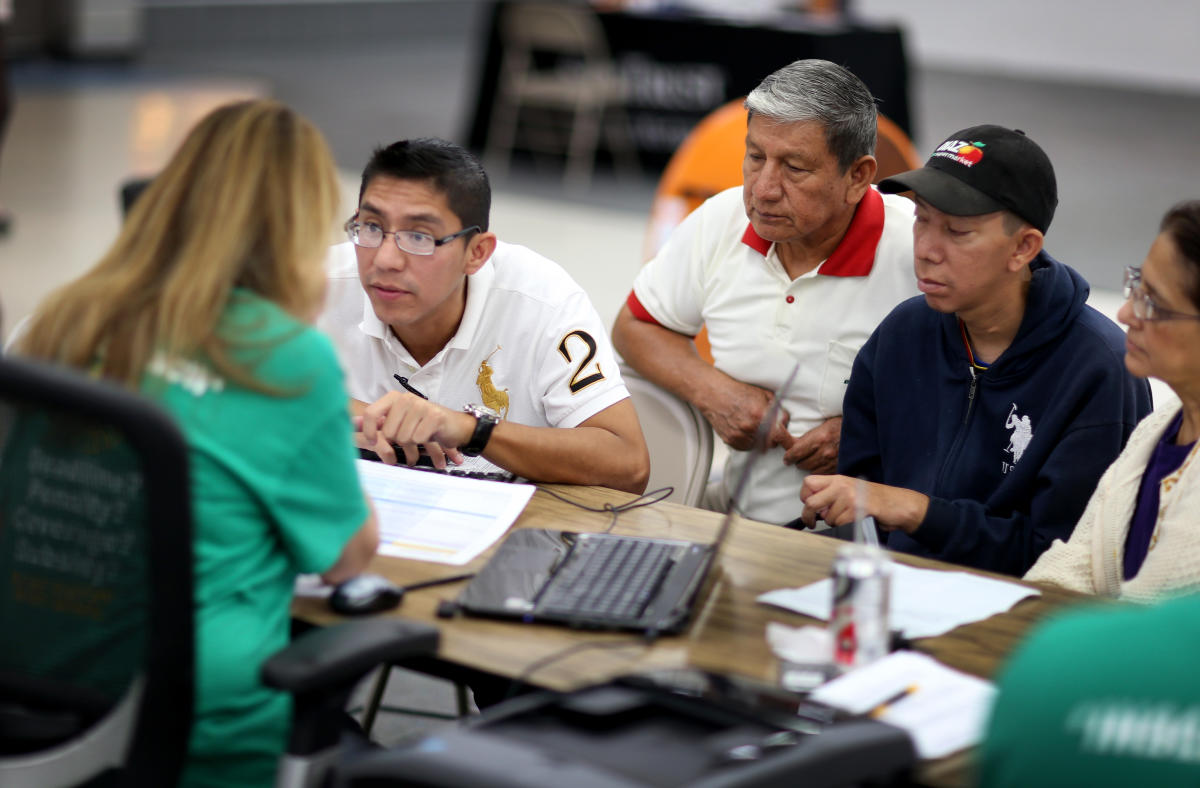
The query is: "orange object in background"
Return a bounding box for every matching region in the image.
[642,99,748,263]
[874,113,921,188]
[642,101,921,364]
[641,99,747,365]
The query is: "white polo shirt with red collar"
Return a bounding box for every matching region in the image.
[627,185,917,525]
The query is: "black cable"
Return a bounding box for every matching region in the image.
[503,638,647,701]
[537,485,674,534]
[537,485,674,514]
[488,488,673,699]
[401,572,475,593]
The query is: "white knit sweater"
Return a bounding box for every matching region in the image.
[1024,405,1200,603]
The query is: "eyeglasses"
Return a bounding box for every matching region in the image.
[344,216,480,256]
[1123,266,1200,322]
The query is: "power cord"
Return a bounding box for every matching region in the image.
[503,638,648,702]
[537,485,674,534]
[483,488,675,701]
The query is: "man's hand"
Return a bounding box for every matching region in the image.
[784,416,841,473]
[701,379,793,451]
[612,306,792,453]
[798,474,929,534]
[355,391,471,469]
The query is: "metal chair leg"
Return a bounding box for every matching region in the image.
[455,681,470,717]
[357,664,473,736]
[360,666,391,735]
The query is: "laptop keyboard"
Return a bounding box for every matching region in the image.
[357,448,516,482]
[407,464,516,483]
[538,537,678,622]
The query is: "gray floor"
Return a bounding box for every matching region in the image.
[346,666,472,747]
[2,2,1195,742]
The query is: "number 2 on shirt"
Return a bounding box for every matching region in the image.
[557,330,605,394]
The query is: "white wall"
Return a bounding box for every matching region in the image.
[854,0,1200,94]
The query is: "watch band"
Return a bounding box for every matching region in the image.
[462,407,499,457]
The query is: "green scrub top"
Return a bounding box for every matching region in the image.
[146,291,368,787]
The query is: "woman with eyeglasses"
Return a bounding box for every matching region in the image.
[1023,200,1200,602]
[18,100,378,787]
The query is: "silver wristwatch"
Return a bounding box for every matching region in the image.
[461,404,500,457]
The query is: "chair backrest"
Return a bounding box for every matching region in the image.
[620,364,713,507]
[499,2,610,60]
[874,113,922,185]
[119,176,153,217]
[0,356,194,787]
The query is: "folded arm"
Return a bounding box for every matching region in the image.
[482,399,650,493]
[612,304,793,451]
[784,417,842,474]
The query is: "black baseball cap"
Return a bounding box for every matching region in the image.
[878,124,1058,233]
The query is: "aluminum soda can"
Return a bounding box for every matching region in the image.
[830,543,892,671]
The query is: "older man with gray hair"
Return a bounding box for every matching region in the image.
[612,58,917,525]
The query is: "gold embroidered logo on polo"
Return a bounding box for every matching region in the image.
[476,345,510,418]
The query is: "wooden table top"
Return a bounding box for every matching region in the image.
[292,483,1085,786]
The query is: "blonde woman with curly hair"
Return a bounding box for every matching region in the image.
[19,99,378,787]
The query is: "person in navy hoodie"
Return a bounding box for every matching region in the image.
[797,124,1152,576]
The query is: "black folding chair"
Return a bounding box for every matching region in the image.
[0,355,195,786]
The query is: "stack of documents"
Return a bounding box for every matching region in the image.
[810,650,996,758]
[356,459,534,565]
[757,562,1040,638]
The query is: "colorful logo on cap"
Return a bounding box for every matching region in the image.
[932,139,986,168]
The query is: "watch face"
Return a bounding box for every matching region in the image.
[467,404,500,420]
[462,403,499,457]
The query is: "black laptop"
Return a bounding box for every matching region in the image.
[455,363,799,635]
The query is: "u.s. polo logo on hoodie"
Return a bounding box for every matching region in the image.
[1002,402,1033,474]
[932,139,986,167]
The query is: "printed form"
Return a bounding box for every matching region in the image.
[356,459,535,565]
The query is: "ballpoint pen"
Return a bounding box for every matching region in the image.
[394,374,428,399]
[868,684,919,718]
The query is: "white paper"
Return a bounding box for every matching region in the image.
[757,562,1040,639]
[356,459,535,565]
[766,622,833,664]
[810,650,996,759]
[293,574,333,598]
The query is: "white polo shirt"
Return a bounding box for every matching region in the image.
[628,186,917,524]
[319,240,631,446]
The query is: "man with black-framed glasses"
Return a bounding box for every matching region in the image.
[318,137,649,493]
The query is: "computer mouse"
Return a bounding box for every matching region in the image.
[328,573,404,616]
